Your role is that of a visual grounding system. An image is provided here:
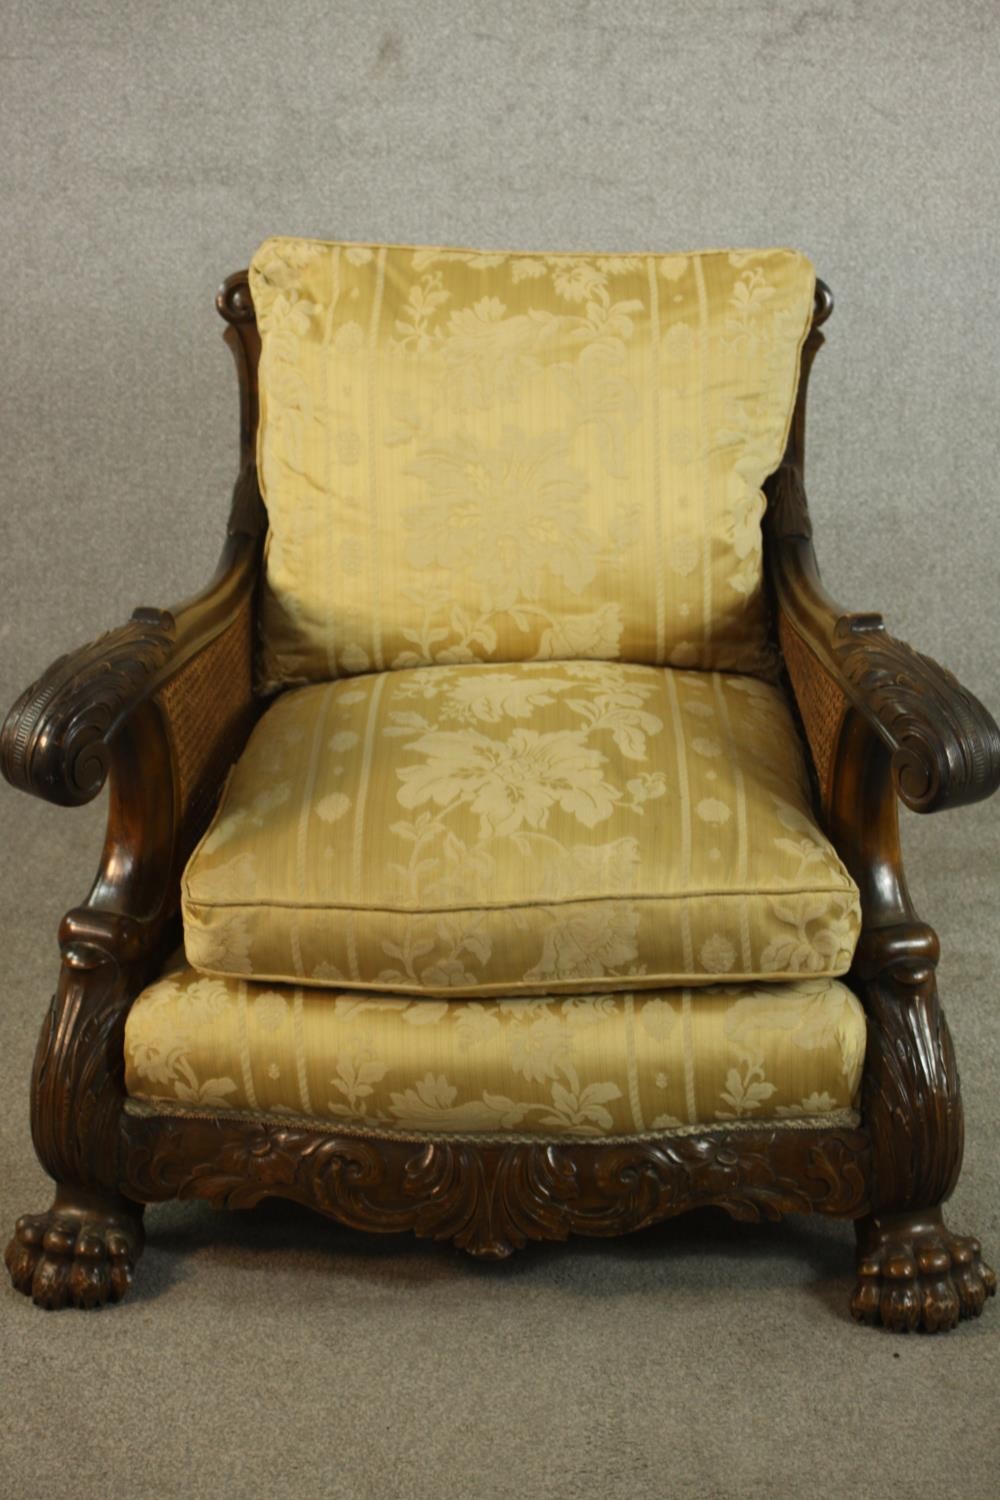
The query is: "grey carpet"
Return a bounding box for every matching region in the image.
[2,4,999,1497]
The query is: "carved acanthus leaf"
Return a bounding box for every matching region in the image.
[1,609,176,805]
[120,1117,871,1260]
[833,616,1000,812]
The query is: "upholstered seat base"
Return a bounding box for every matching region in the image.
[124,960,865,1141]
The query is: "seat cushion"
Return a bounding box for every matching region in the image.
[125,961,865,1139]
[182,661,861,995]
[249,237,815,689]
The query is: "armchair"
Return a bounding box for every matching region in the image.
[3,242,997,1331]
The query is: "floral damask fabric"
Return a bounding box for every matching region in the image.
[248,237,816,689]
[124,960,866,1139]
[181,661,860,994]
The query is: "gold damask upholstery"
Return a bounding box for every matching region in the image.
[181,661,860,995]
[249,237,816,689]
[175,239,862,1147]
[124,960,866,1139]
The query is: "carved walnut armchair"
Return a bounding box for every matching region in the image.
[4,240,998,1331]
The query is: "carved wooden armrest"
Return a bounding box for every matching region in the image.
[769,475,1000,816]
[3,607,180,807]
[824,613,1000,814]
[1,278,265,978]
[1,474,264,950]
[3,518,256,802]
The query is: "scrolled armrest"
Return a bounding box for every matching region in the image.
[3,288,266,974]
[829,613,1000,814]
[2,462,264,818]
[2,500,262,963]
[1,608,177,806]
[770,515,1000,815]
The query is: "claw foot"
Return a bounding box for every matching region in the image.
[852,1210,997,1333]
[5,1192,144,1310]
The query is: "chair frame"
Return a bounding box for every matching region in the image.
[3,272,998,1329]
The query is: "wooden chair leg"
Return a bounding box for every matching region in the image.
[5,932,146,1309]
[851,941,996,1332]
[6,1186,144,1310]
[852,1207,995,1333]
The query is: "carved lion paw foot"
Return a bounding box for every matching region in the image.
[5,1201,143,1310]
[851,1212,997,1333]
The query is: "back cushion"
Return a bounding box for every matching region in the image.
[249,238,815,688]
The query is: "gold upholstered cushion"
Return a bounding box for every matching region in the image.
[249,237,815,689]
[124,961,866,1139]
[181,661,860,995]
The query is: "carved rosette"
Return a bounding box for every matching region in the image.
[121,1115,871,1260]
